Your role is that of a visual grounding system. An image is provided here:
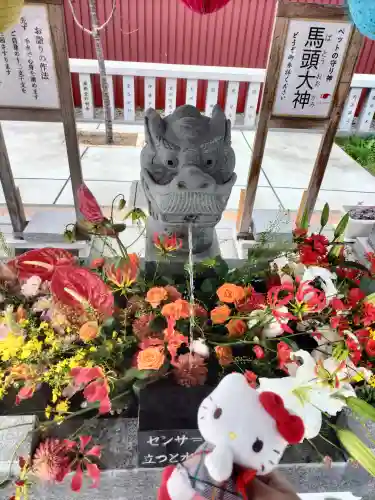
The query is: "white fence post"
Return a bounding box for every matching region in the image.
[78,73,94,121]
[357,88,375,134]
[107,75,115,121]
[225,81,240,126]
[339,88,362,133]
[205,80,219,117]
[186,79,198,107]
[244,83,260,128]
[165,78,177,116]
[144,77,156,110]
[123,76,135,122]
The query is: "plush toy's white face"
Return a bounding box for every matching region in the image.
[197,373,287,475]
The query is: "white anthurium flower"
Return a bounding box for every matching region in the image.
[302,266,337,302]
[258,350,355,439]
[21,275,42,298]
[191,338,210,358]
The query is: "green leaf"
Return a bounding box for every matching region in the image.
[360,276,375,296]
[320,203,330,229]
[201,278,214,294]
[331,260,369,273]
[336,428,375,476]
[118,197,126,210]
[149,316,167,333]
[125,208,147,224]
[334,213,349,239]
[299,207,309,231]
[112,223,126,233]
[345,397,375,422]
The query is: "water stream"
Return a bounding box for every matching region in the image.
[187,223,195,360]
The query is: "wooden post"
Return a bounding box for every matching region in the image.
[238,10,288,237]
[298,29,363,220]
[0,124,27,235]
[48,0,83,218]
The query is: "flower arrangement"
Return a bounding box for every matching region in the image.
[2,188,375,497]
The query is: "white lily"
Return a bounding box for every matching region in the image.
[302,266,337,302]
[262,306,290,338]
[258,350,355,439]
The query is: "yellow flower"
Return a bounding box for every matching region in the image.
[370,329,375,340]
[0,333,24,361]
[56,400,69,413]
[45,405,52,419]
[52,388,60,403]
[39,322,49,330]
[89,346,97,352]
[369,375,375,388]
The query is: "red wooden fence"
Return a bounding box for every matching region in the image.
[64,0,375,112]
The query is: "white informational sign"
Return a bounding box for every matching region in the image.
[273,19,351,118]
[0,4,59,109]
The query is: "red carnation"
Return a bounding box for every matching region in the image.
[253,345,265,359]
[51,266,114,318]
[77,184,104,224]
[9,248,75,282]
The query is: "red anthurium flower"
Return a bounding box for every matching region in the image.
[8,248,75,281]
[253,345,265,359]
[77,184,105,224]
[51,266,114,318]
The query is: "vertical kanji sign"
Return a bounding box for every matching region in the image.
[0,0,83,235]
[238,1,363,237]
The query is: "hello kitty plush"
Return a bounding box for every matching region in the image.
[158,373,304,500]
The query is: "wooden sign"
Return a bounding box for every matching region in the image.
[237,1,363,237]
[138,429,204,468]
[0,0,83,235]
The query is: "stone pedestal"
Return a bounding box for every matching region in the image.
[0,415,38,479]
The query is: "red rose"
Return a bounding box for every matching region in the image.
[77,184,104,224]
[9,248,75,281]
[51,266,114,318]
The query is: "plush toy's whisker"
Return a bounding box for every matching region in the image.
[269,460,275,465]
[273,449,280,455]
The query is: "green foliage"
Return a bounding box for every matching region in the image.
[360,276,375,296]
[336,136,375,176]
[337,428,375,476]
[334,213,349,239]
[345,396,375,422]
[320,202,330,229]
[357,385,375,407]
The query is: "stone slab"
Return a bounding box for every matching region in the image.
[0,415,37,478]
[252,208,293,242]
[23,209,76,242]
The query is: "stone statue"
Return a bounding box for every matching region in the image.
[141,104,236,255]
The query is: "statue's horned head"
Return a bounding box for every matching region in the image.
[141,105,235,188]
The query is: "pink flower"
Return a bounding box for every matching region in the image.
[244,370,257,388]
[16,385,35,405]
[32,438,69,482]
[70,367,111,414]
[64,436,101,492]
[77,184,105,223]
[253,345,265,359]
[277,341,293,372]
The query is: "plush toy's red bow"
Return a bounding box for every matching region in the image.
[259,392,304,444]
[235,468,256,500]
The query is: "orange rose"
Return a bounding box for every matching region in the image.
[210,304,231,324]
[16,306,27,322]
[217,284,245,304]
[137,346,165,370]
[226,319,247,338]
[146,287,168,308]
[215,346,233,366]
[162,299,190,320]
[79,321,99,341]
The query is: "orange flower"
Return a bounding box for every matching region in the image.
[16,306,27,323]
[10,364,33,380]
[105,253,139,289]
[210,304,231,324]
[79,321,99,341]
[217,283,245,304]
[161,299,190,320]
[164,285,182,302]
[226,319,247,338]
[146,287,168,308]
[90,258,105,269]
[137,346,165,370]
[215,346,233,366]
